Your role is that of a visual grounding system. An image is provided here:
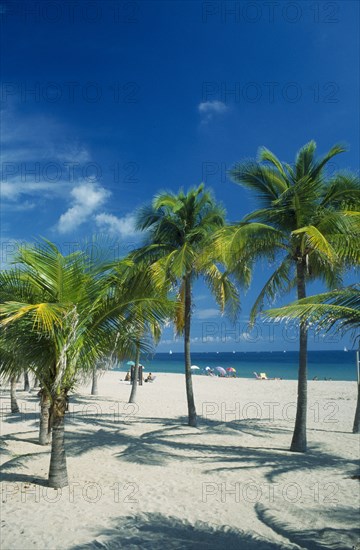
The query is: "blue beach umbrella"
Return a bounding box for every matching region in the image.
[126,361,135,366]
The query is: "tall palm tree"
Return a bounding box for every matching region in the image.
[134,184,240,427]
[265,285,360,433]
[220,142,360,451]
[0,240,171,488]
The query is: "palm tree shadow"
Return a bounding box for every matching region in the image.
[71,513,289,549]
[64,416,359,478]
[0,471,48,486]
[1,450,49,486]
[255,503,360,550]
[1,412,39,423]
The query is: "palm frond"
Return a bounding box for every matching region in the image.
[265,285,360,341]
[249,257,294,324]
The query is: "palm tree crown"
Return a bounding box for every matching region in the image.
[227,141,360,320]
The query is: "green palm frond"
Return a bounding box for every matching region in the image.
[0,301,65,332]
[249,257,294,324]
[311,144,347,179]
[229,162,288,207]
[213,223,285,268]
[203,265,240,321]
[294,140,317,179]
[265,285,360,340]
[257,147,289,186]
[322,173,360,210]
[292,225,336,260]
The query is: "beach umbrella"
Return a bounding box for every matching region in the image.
[215,366,226,376]
[126,361,135,366]
[226,367,236,372]
[190,365,200,370]
[205,366,211,371]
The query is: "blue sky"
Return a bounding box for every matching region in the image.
[1,0,359,351]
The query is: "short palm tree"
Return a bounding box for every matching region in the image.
[220,142,360,451]
[0,240,172,488]
[265,285,360,433]
[134,184,240,427]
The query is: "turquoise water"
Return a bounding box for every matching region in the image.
[117,351,358,381]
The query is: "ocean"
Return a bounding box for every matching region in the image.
[117,350,359,381]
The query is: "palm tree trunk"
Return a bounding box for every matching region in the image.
[290,260,308,452]
[184,274,197,427]
[352,380,360,433]
[23,371,30,392]
[39,391,51,445]
[91,367,98,396]
[129,343,141,404]
[10,376,20,413]
[48,394,68,488]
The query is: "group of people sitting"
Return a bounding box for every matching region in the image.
[124,370,155,383]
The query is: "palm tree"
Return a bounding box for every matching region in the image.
[23,371,30,391]
[10,376,20,413]
[0,344,21,414]
[134,184,239,427]
[221,142,360,451]
[127,311,162,405]
[114,260,172,404]
[0,240,171,488]
[91,366,99,396]
[1,311,55,444]
[265,285,360,433]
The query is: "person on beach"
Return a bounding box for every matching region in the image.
[125,371,131,382]
[145,373,153,382]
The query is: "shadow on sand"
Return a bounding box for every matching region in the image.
[61,416,359,482]
[255,503,360,550]
[2,409,359,548]
[71,513,290,550]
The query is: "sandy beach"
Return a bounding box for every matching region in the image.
[1,372,359,550]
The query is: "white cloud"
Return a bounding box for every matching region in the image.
[1,178,69,201]
[57,183,110,234]
[1,200,36,212]
[201,336,221,342]
[194,308,221,320]
[1,105,92,202]
[95,213,139,238]
[198,101,228,124]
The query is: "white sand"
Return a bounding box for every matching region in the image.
[1,373,359,550]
